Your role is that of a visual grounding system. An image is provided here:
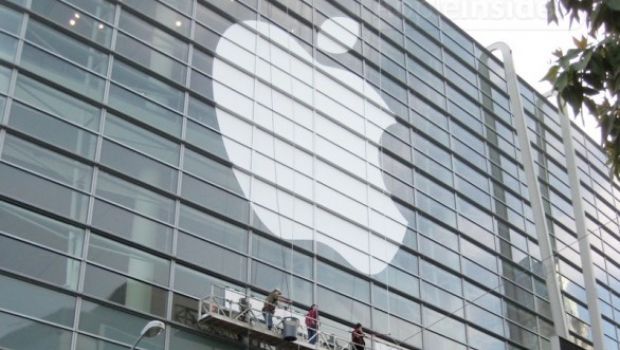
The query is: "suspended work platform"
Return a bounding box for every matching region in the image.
[198,286,405,350]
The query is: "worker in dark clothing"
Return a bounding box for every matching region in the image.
[262,288,281,330]
[351,323,365,350]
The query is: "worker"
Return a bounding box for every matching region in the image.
[305,304,319,344]
[351,323,365,350]
[262,288,281,330]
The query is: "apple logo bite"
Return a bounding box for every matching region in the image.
[213,17,408,274]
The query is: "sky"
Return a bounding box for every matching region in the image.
[425,0,601,142]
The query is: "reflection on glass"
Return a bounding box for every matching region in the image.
[0,234,80,289]
[76,334,128,350]
[121,0,190,36]
[100,140,178,193]
[179,203,247,252]
[0,311,72,349]
[173,264,237,299]
[2,134,93,191]
[26,19,108,74]
[108,84,182,137]
[0,32,19,62]
[0,200,84,257]
[181,174,250,225]
[79,300,164,350]
[83,264,167,317]
[115,32,186,84]
[31,0,112,46]
[317,286,370,325]
[14,74,100,131]
[8,102,98,159]
[0,163,89,222]
[20,44,105,101]
[96,171,175,224]
[111,60,183,112]
[118,10,187,61]
[0,274,76,327]
[170,326,241,349]
[88,234,170,286]
[91,199,173,254]
[0,4,22,34]
[177,232,247,282]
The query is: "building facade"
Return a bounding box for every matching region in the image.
[0,0,619,349]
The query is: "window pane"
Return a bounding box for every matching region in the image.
[63,0,115,22]
[88,234,170,286]
[170,327,242,349]
[177,232,247,282]
[105,114,180,165]
[183,149,243,195]
[0,274,75,326]
[317,286,371,325]
[181,174,250,225]
[185,120,229,160]
[91,199,173,254]
[76,334,127,350]
[111,60,183,111]
[0,234,80,289]
[317,261,369,302]
[118,10,188,61]
[121,0,190,36]
[108,84,182,137]
[14,74,100,131]
[96,172,175,224]
[0,311,72,350]
[252,234,312,278]
[26,19,108,74]
[30,0,112,46]
[0,32,18,62]
[8,102,97,159]
[251,261,291,296]
[0,163,89,222]
[173,264,239,298]
[0,65,11,94]
[0,200,84,257]
[188,96,217,129]
[79,300,164,350]
[20,44,105,101]
[420,260,461,295]
[100,140,178,193]
[115,32,185,84]
[179,204,247,252]
[83,264,167,317]
[0,4,22,34]
[2,134,93,191]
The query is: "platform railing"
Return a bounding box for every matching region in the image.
[198,285,408,350]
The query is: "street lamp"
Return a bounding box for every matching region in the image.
[130,320,165,350]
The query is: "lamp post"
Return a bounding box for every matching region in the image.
[130,320,165,350]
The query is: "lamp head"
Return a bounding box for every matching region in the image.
[140,320,165,338]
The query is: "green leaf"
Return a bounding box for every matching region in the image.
[573,36,588,49]
[560,49,582,66]
[547,0,559,23]
[582,86,599,95]
[575,50,594,71]
[543,65,560,82]
[583,97,598,113]
[562,85,585,115]
[607,0,620,11]
[555,71,570,91]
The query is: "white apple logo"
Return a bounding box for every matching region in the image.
[213,17,408,274]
